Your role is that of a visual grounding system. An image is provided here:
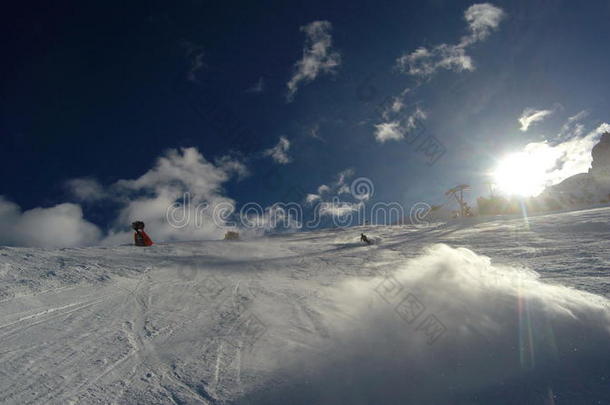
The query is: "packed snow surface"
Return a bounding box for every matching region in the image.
[1,207,610,404]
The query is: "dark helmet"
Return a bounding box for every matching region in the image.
[131,221,145,231]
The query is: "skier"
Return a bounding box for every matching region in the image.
[360,233,372,245]
[132,221,154,247]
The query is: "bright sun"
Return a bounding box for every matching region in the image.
[492,152,549,197]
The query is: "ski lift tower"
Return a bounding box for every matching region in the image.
[445,184,471,217]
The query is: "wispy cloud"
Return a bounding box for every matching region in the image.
[319,200,363,217]
[287,21,341,101]
[240,203,301,233]
[396,3,505,78]
[317,184,331,195]
[182,41,205,82]
[309,123,324,141]
[405,107,427,131]
[305,193,321,205]
[264,136,292,164]
[374,108,427,143]
[246,77,265,94]
[336,168,354,187]
[381,96,407,120]
[519,108,554,131]
[306,169,356,205]
[215,155,250,180]
[558,110,589,140]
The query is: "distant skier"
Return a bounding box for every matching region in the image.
[360,233,372,245]
[132,221,154,247]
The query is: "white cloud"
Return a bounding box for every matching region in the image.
[65,178,106,202]
[102,147,243,244]
[374,107,427,143]
[114,148,234,197]
[314,169,355,196]
[4,148,248,247]
[240,203,301,234]
[518,108,554,131]
[337,184,351,195]
[405,107,427,131]
[317,184,331,194]
[531,123,610,185]
[558,110,589,140]
[309,123,324,140]
[374,121,404,143]
[305,194,321,205]
[336,168,355,186]
[381,97,407,120]
[335,169,354,195]
[319,201,363,217]
[264,136,292,164]
[397,45,474,77]
[390,98,404,113]
[215,155,250,180]
[0,197,102,248]
[287,21,341,101]
[463,3,506,42]
[306,169,358,210]
[396,3,505,78]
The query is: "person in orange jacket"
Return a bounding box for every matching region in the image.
[132,221,154,246]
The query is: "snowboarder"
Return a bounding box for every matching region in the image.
[360,233,372,245]
[132,221,154,247]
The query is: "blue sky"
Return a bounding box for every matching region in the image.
[2,0,610,246]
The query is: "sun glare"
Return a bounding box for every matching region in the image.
[492,152,549,197]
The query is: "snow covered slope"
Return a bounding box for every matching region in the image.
[1,208,610,404]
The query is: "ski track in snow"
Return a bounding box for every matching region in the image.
[0,207,609,404]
